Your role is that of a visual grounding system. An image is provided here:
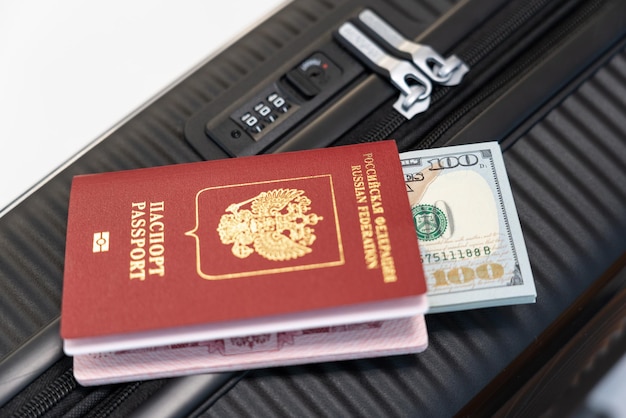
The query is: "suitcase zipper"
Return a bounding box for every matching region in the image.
[10,362,142,418]
[406,0,604,150]
[356,9,469,88]
[335,0,601,150]
[337,8,469,119]
[12,369,76,418]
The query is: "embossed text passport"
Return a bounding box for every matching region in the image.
[61,141,427,357]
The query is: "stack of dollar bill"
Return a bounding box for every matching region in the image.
[401,142,536,313]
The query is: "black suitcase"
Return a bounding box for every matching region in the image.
[1,0,625,416]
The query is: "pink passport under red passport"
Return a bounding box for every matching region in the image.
[60,141,429,384]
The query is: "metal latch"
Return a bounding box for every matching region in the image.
[336,9,469,119]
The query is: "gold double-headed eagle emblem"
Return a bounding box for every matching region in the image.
[217,188,323,261]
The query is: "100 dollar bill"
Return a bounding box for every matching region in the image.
[401,142,536,313]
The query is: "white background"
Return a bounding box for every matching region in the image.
[0,0,288,211]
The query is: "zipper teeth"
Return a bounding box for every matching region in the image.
[419,0,604,149]
[14,369,77,418]
[10,365,140,418]
[460,0,552,66]
[93,382,142,418]
[359,110,405,143]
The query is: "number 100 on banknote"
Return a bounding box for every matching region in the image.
[400,142,536,313]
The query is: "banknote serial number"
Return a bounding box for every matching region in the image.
[420,246,491,264]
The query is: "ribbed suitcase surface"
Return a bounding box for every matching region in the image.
[1,0,624,416]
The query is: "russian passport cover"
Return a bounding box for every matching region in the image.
[61,141,427,355]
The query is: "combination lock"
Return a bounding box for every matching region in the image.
[185,44,363,158]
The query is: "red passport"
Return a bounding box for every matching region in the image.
[61,141,427,355]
